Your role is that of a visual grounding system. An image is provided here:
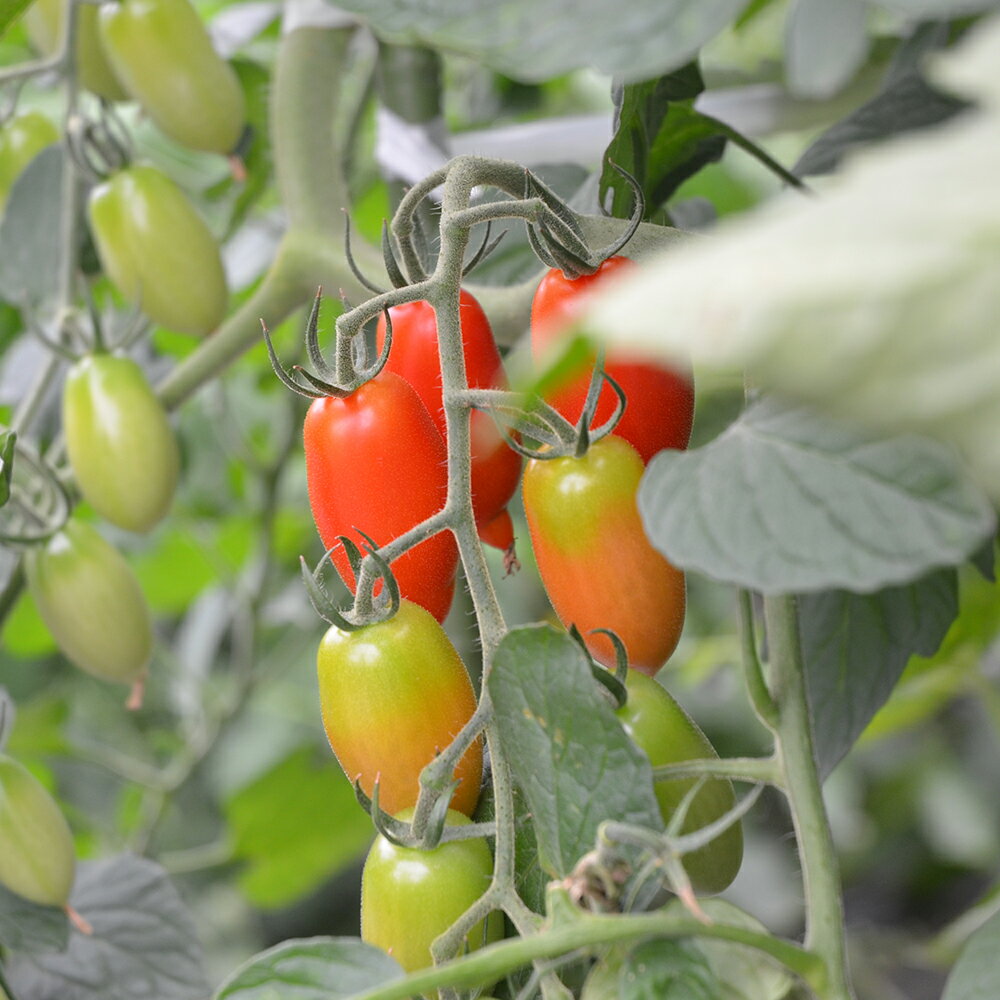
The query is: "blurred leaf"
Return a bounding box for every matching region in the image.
[620,939,720,999]
[0,147,69,309]
[328,0,752,83]
[0,0,33,38]
[785,0,869,100]
[588,20,1000,501]
[226,747,373,908]
[214,937,403,1000]
[488,625,662,878]
[638,398,994,595]
[600,65,726,222]
[0,883,68,954]
[942,907,1000,1000]
[799,567,958,776]
[877,0,1000,14]
[918,759,1000,867]
[6,855,208,1000]
[5,696,69,757]
[794,71,970,177]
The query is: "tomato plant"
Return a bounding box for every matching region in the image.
[97,0,246,155]
[522,434,685,674]
[87,164,228,336]
[531,257,694,462]
[361,808,502,982]
[23,0,127,100]
[617,669,743,894]
[0,111,59,210]
[304,371,459,623]
[23,519,152,688]
[63,353,179,533]
[0,754,76,907]
[317,598,482,817]
[375,293,522,550]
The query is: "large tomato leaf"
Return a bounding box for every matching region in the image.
[0,882,68,955]
[587,18,1000,502]
[941,907,1000,1000]
[637,398,994,595]
[488,625,663,878]
[5,856,208,1000]
[213,937,403,1000]
[798,567,958,777]
[328,0,751,83]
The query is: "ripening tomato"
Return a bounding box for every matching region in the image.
[24,520,153,686]
[24,0,127,100]
[63,353,179,533]
[617,670,743,894]
[522,435,685,675]
[531,256,694,462]
[0,755,76,907]
[98,0,246,155]
[304,372,458,623]
[361,808,502,986]
[317,599,482,816]
[87,164,228,336]
[376,294,522,551]
[0,111,59,210]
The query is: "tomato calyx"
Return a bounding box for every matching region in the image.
[65,101,132,182]
[527,162,645,280]
[0,435,71,546]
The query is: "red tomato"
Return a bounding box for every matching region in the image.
[376,293,522,551]
[304,371,458,622]
[522,435,685,675]
[531,256,694,462]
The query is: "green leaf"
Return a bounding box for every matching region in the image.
[0,883,68,955]
[213,937,403,1000]
[600,67,728,222]
[638,398,994,595]
[0,430,15,507]
[799,567,958,776]
[327,0,752,83]
[587,19,1000,502]
[785,0,869,100]
[942,907,1000,1000]
[488,625,662,879]
[225,747,374,909]
[0,147,69,309]
[0,0,33,38]
[794,71,969,177]
[620,940,720,1000]
[5,855,208,1000]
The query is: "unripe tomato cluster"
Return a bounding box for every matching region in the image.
[16,0,248,699]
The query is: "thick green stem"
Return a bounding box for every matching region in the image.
[352,909,827,1000]
[764,594,855,1000]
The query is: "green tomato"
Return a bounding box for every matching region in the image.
[23,0,127,100]
[0,111,59,210]
[361,809,503,991]
[617,669,743,894]
[0,754,76,907]
[88,164,228,336]
[98,0,246,155]
[64,353,179,533]
[24,519,153,686]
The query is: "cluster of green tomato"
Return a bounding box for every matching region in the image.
[0,0,249,913]
[307,259,743,980]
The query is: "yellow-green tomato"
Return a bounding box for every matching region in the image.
[361,809,503,988]
[23,0,127,100]
[64,353,179,533]
[24,519,153,685]
[617,669,743,894]
[98,0,246,154]
[87,165,228,336]
[0,111,59,210]
[0,755,76,907]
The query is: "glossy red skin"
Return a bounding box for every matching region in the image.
[376,293,522,550]
[304,372,458,622]
[523,435,685,675]
[531,256,695,462]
